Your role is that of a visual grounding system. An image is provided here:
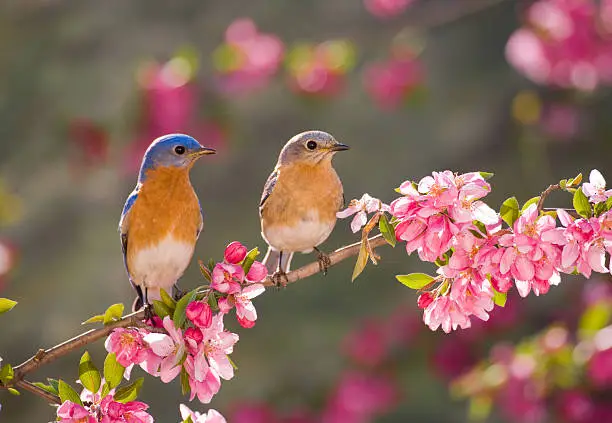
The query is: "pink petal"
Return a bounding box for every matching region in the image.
[472,201,499,225]
[418,176,435,193]
[336,206,358,218]
[143,333,174,357]
[350,212,368,233]
[515,280,532,298]
[242,283,265,299]
[557,208,574,227]
[562,243,579,268]
[587,245,608,273]
[159,357,181,383]
[514,254,535,281]
[590,169,606,189]
[500,247,516,275]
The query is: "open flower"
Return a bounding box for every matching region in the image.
[211,262,244,294]
[56,401,96,423]
[337,193,390,233]
[142,316,186,383]
[179,404,227,423]
[582,169,612,203]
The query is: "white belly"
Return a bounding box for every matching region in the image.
[263,211,335,253]
[131,235,194,293]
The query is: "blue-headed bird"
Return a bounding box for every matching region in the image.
[119,134,215,312]
[260,130,349,285]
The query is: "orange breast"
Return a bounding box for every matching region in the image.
[126,167,202,265]
[261,160,343,227]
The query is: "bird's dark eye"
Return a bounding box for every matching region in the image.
[306,140,317,150]
[174,145,186,155]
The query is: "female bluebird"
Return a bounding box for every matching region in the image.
[119,134,215,312]
[260,130,349,284]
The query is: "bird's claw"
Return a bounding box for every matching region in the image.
[172,284,185,301]
[316,250,332,275]
[271,270,289,289]
[143,303,154,322]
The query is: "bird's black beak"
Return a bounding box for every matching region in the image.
[191,146,216,158]
[330,143,350,152]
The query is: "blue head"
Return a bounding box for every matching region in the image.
[138,134,216,181]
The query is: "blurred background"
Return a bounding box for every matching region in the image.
[2,0,612,421]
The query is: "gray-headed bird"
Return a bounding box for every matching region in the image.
[119,134,215,312]
[260,130,349,284]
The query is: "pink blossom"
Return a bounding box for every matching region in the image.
[549,209,607,277]
[142,316,186,383]
[200,313,239,380]
[582,169,612,203]
[180,404,227,423]
[99,396,153,423]
[186,301,213,329]
[322,371,398,423]
[337,193,390,233]
[184,353,222,404]
[423,295,471,333]
[498,204,563,297]
[364,0,416,19]
[245,261,267,283]
[342,319,389,367]
[211,262,244,294]
[234,284,266,328]
[505,0,612,90]
[231,403,279,423]
[216,19,284,95]
[56,401,96,423]
[224,241,247,264]
[588,348,612,388]
[364,56,423,109]
[105,328,149,369]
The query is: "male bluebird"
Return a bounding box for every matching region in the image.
[119,134,215,312]
[260,130,349,284]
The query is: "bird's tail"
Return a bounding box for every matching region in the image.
[263,248,293,274]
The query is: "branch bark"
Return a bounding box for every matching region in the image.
[2,234,388,404]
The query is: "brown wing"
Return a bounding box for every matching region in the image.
[259,168,279,216]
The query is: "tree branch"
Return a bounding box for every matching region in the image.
[262,234,387,287]
[3,234,388,404]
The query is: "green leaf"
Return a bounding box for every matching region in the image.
[521,196,540,212]
[114,377,144,403]
[479,171,494,180]
[579,301,612,338]
[47,378,59,394]
[160,288,177,310]
[396,273,435,290]
[606,196,612,211]
[559,179,567,189]
[173,289,198,329]
[0,298,17,314]
[32,381,58,396]
[199,260,212,281]
[594,202,607,217]
[493,289,507,307]
[468,229,484,239]
[183,417,195,423]
[499,197,519,227]
[378,214,396,247]
[567,173,583,187]
[351,242,369,282]
[241,247,260,274]
[0,363,14,384]
[180,367,191,396]
[207,292,218,310]
[103,352,125,389]
[58,380,83,406]
[103,303,125,325]
[81,314,105,325]
[573,188,592,218]
[78,351,101,394]
[7,388,19,395]
[435,253,449,267]
[472,220,487,235]
[153,300,173,319]
[100,381,111,398]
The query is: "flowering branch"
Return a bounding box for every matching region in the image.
[1,234,389,408]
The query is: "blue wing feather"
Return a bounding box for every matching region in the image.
[259,169,278,216]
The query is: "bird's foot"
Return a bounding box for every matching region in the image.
[271,270,289,289]
[314,247,332,275]
[143,303,155,322]
[172,284,185,301]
